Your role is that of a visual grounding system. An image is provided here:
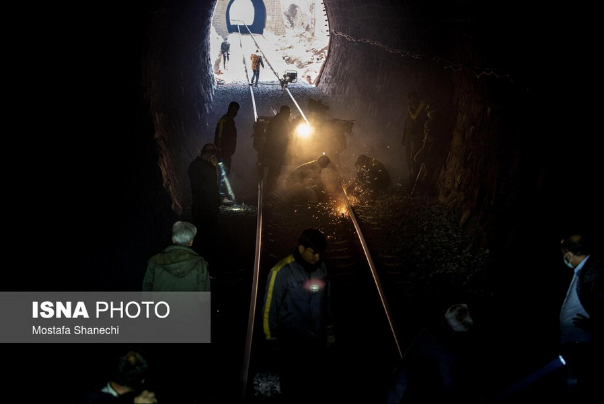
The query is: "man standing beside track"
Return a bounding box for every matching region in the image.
[557,232,603,401]
[214,101,239,204]
[220,38,230,70]
[143,221,211,291]
[261,228,335,404]
[250,49,264,87]
[262,105,293,198]
[187,143,221,268]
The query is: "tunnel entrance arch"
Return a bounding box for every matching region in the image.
[210,0,331,86]
[213,0,283,38]
[227,0,267,35]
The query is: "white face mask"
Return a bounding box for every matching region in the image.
[563,253,574,269]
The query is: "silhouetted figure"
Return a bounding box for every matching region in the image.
[305,98,351,167]
[402,90,428,186]
[285,154,331,204]
[346,154,391,199]
[220,38,230,70]
[262,105,293,197]
[262,228,335,404]
[187,143,221,262]
[74,348,157,403]
[557,233,603,401]
[250,50,264,86]
[143,221,211,291]
[214,101,239,203]
[411,103,449,196]
[385,304,481,403]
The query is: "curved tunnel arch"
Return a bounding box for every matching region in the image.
[211,0,330,85]
[121,0,597,300]
[226,0,266,34]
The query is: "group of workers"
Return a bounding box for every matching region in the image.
[255,100,393,204]
[76,90,602,404]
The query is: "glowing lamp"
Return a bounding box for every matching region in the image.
[296,123,312,138]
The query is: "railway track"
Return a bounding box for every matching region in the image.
[232,180,405,403]
[210,28,409,403]
[204,35,494,398]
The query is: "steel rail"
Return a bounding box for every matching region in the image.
[232,20,282,85]
[238,178,264,402]
[230,20,308,124]
[233,23,258,122]
[340,184,403,359]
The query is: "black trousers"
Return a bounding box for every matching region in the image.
[278,334,329,403]
[559,342,602,402]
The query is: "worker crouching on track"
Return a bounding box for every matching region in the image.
[285,154,331,204]
[261,228,335,403]
[346,154,391,200]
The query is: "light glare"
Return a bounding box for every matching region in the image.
[296,123,312,138]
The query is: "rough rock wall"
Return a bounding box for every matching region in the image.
[439,75,538,250]
[143,0,566,258]
[318,0,539,252]
[143,1,217,213]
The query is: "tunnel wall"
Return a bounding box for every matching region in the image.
[143,1,218,215]
[317,0,540,251]
[142,0,591,260]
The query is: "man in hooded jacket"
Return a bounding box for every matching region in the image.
[143,221,211,291]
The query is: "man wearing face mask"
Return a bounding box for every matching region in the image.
[558,233,603,401]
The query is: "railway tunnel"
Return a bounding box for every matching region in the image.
[84,0,599,295]
[9,0,600,402]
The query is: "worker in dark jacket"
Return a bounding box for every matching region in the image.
[262,105,293,197]
[187,143,221,264]
[262,228,334,403]
[143,221,211,291]
[214,101,240,203]
[558,233,604,401]
[346,154,391,199]
[220,38,230,70]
